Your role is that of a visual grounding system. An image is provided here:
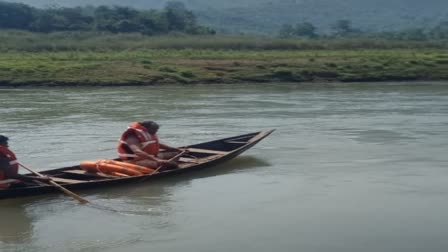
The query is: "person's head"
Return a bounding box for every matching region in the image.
[0,135,9,147]
[140,121,159,134]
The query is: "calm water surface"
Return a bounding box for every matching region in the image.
[1,82,448,252]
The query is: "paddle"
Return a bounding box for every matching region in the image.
[18,162,89,204]
[149,150,186,176]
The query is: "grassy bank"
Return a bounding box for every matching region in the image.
[1,31,448,52]
[1,49,447,86]
[0,32,447,86]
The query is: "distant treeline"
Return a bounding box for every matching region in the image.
[0,1,215,35]
[279,20,448,40]
[1,0,447,41]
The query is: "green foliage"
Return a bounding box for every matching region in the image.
[4,0,448,36]
[295,22,317,38]
[278,24,294,38]
[278,20,448,41]
[0,1,34,29]
[0,1,214,35]
[165,2,192,31]
[279,22,317,38]
[2,0,447,41]
[30,7,94,32]
[430,21,448,39]
[1,32,448,53]
[159,66,177,73]
[331,19,361,36]
[180,70,195,78]
[193,0,448,35]
[271,70,297,81]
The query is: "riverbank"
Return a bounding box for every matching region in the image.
[1,49,447,86]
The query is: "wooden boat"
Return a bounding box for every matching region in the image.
[0,130,274,200]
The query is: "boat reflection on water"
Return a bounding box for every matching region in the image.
[84,155,270,216]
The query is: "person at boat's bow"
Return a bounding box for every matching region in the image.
[117,121,182,170]
[0,135,50,188]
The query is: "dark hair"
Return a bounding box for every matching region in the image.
[141,121,159,130]
[0,135,9,145]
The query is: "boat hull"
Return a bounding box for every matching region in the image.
[0,130,274,200]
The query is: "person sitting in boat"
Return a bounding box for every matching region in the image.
[0,135,50,188]
[117,121,182,170]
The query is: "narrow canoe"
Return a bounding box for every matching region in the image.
[0,130,274,200]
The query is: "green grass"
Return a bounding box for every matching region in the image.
[0,31,447,85]
[0,48,447,86]
[1,30,448,52]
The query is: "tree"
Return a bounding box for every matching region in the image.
[278,24,295,38]
[399,28,427,41]
[54,7,93,31]
[30,7,93,32]
[0,2,35,29]
[294,22,317,38]
[164,1,196,32]
[110,7,140,32]
[93,6,116,32]
[30,9,65,32]
[278,22,318,38]
[0,1,213,35]
[137,10,162,35]
[430,21,448,39]
[332,19,360,36]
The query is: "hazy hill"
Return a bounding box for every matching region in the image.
[6,0,448,34]
[3,0,264,9]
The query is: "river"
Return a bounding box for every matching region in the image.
[1,82,448,252]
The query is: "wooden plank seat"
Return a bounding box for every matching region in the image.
[178,154,222,169]
[0,179,21,186]
[62,169,115,179]
[49,177,85,184]
[224,140,247,144]
[185,148,228,155]
[178,157,201,164]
